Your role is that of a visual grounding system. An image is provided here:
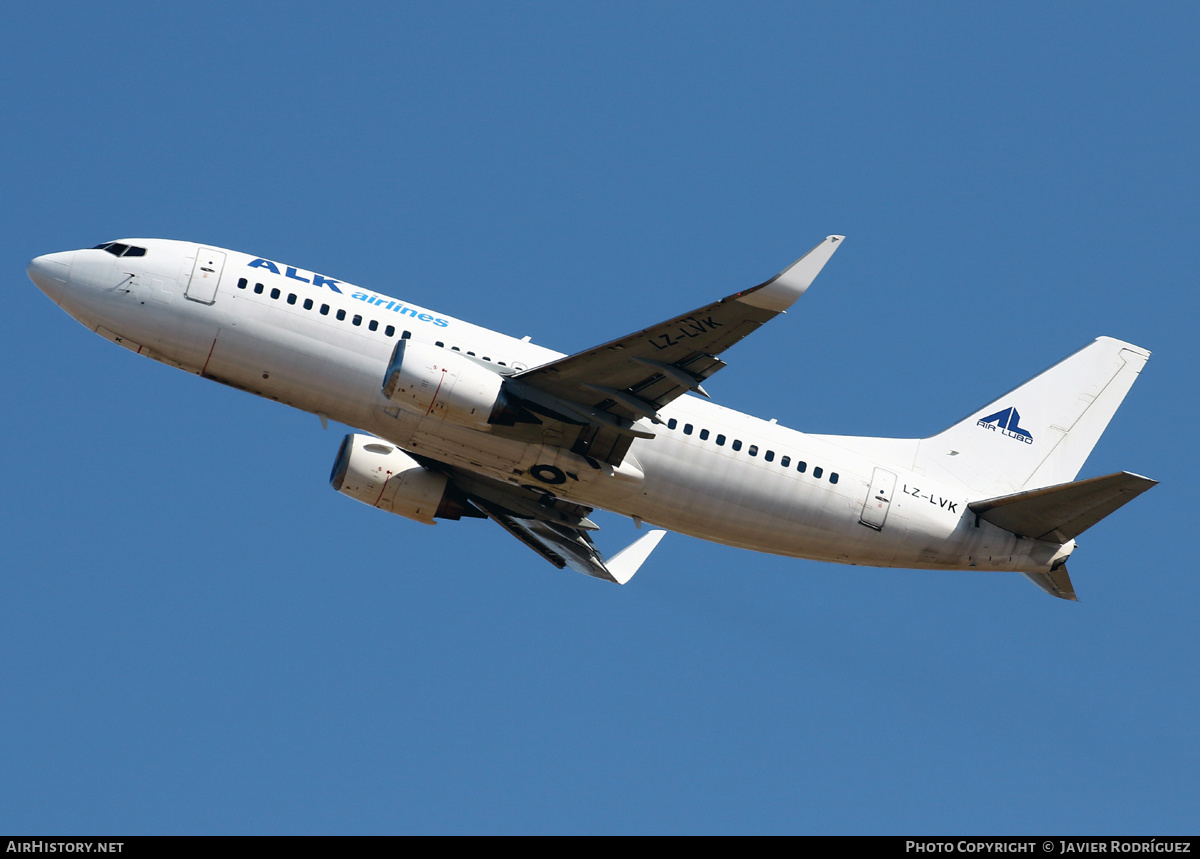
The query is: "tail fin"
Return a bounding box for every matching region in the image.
[914,337,1150,495]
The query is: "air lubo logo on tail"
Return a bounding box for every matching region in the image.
[977,406,1033,444]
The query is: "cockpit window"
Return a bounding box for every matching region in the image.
[92,242,146,258]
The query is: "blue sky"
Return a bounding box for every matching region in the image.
[3,2,1197,834]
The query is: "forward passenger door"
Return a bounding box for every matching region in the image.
[185,248,226,304]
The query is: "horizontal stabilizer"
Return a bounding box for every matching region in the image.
[970,471,1157,543]
[1021,567,1078,601]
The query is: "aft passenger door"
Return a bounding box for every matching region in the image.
[185,248,226,304]
[859,467,897,531]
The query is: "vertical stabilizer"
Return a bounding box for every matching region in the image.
[913,337,1150,495]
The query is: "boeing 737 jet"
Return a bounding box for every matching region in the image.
[28,236,1155,599]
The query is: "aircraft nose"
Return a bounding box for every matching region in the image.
[28,251,75,304]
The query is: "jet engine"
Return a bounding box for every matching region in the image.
[382,340,528,429]
[329,433,480,524]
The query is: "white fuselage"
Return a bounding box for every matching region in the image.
[31,239,1069,576]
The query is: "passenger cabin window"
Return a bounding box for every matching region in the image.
[748,445,758,457]
[732,440,742,451]
[287,293,297,305]
[830,473,839,484]
[270,287,280,299]
[764,450,774,462]
[369,320,378,331]
[304,298,313,310]
[237,278,247,289]
[320,304,329,315]
[683,424,693,435]
[352,314,362,326]
[385,325,395,337]
[716,434,726,446]
[813,466,824,479]
[336,309,346,321]
[797,461,807,473]
[668,419,678,430]
[254,283,264,294]
[699,429,709,440]
[781,456,791,467]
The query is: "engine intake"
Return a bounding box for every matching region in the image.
[383,340,513,429]
[329,433,480,524]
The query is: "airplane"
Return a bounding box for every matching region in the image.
[27,235,1156,600]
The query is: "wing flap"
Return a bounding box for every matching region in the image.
[437,466,666,584]
[484,510,665,584]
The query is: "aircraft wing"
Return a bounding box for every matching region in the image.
[501,236,844,464]
[486,512,666,584]
[434,464,666,584]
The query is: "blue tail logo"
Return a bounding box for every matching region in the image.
[977,406,1033,444]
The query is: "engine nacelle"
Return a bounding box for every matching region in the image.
[382,340,507,429]
[329,433,477,524]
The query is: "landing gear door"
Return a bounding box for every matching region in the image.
[186,248,226,305]
[860,467,897,531]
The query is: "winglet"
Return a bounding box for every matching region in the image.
[738,235,845,312]
[605,529,667,584]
